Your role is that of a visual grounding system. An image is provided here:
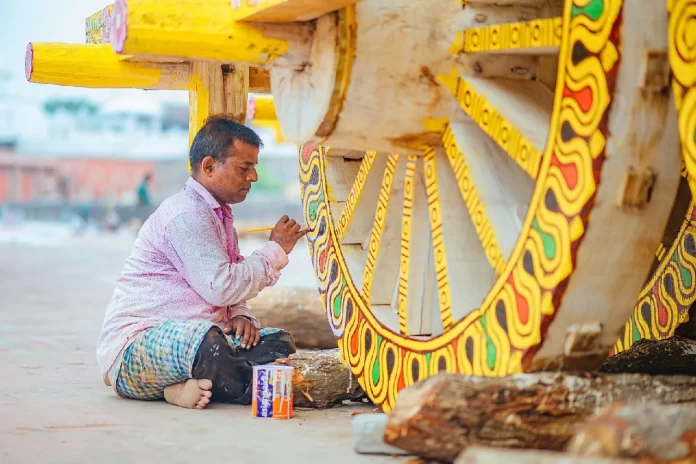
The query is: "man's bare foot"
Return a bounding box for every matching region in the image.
[164,379,213,409]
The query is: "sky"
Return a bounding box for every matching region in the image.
[0,0,187,104]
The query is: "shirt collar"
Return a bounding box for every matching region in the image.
[185,177,231,214]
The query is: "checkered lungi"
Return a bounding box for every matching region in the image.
[110,319,281,400]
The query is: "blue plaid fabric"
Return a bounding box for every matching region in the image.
[112,319,282,400]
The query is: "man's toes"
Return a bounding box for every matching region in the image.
[196,397,210,409]
[201,390,212,399]
[197,379,213,391]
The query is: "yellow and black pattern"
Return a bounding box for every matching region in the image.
[438,71,544,180]
[397,156,417,335]
[363,153,399,301]
[299,0,623,411]
[424,149,455,331]
[462,18,564,54]
[614,203,696,353]
[335,151,377,240]
[669,0,696,198]
[442,125,506,275]
[612,0,696,354]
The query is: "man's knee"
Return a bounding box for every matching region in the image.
[192,327,253,403]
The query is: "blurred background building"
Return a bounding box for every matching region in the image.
[0,1,303,235]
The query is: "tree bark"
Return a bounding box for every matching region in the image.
[272,349,366,408]
[248,287,337,350]
[600,336,696,375]
[567,402,696,462]
[383,372,696,462]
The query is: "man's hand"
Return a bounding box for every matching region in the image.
[269,215,309,254]
[223,316,260,350]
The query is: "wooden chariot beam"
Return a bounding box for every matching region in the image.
[229,0,359,23]
[25,43,189,90]
[109,0,312,68]
[85,3,272,93]
[25,42,278,125]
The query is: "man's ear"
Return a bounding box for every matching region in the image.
[201,156,216,177]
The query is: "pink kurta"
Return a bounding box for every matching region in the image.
[96,177,288,384]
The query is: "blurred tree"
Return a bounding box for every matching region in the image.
[254,162,282,192]
[43,98,98,116]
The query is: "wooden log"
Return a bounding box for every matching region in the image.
[272,349,367,408]
[383,372,696,462]
[567,402,696,462]
[111,0,312,68]
[248,287,336,350]
[456,446,633,464]
[270,0,463,153]
[230,0,359,23]
[600,336,696,376]
[25,43,189,89]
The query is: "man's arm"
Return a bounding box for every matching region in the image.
[163,212,288,307]
[227,302,261,328]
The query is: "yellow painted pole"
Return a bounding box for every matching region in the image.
[111,0,289,64]
[229,0,358,23]
[25,43,190,89]
[247,95,277,121]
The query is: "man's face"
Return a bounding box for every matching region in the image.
[203,139,259,205]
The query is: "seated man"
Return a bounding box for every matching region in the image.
[96,117,307,409]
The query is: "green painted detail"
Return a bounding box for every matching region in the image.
[571,0,604,20]
[333,292,342,318]
[425,352,432,376]
[481,314,497,370]
[532,218,556,260]
[676,251,693,289]
[631,315,641,343]
[309,202,318,221]
[371,336,383,385]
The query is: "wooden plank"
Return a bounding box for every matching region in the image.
[230,0,359,23]
[223,64,250,123]
[25,43,189,90]
[248,67,271,93]
[189,62,227,149]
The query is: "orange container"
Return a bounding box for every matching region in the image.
[251,365,294,419]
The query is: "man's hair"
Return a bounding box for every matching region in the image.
[189,116,264,172]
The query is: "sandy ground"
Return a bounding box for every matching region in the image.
[0,226,402,464]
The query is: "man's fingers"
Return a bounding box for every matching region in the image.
[235,322,244,340]
[277,215,289,225]
[253,330,261,347]
[242,324,252,349]
[290,223,301,234]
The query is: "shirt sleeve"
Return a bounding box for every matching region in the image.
[163,212,289,308]
[227,302,261,328]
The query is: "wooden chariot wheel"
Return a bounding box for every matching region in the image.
[294,0,690,411]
